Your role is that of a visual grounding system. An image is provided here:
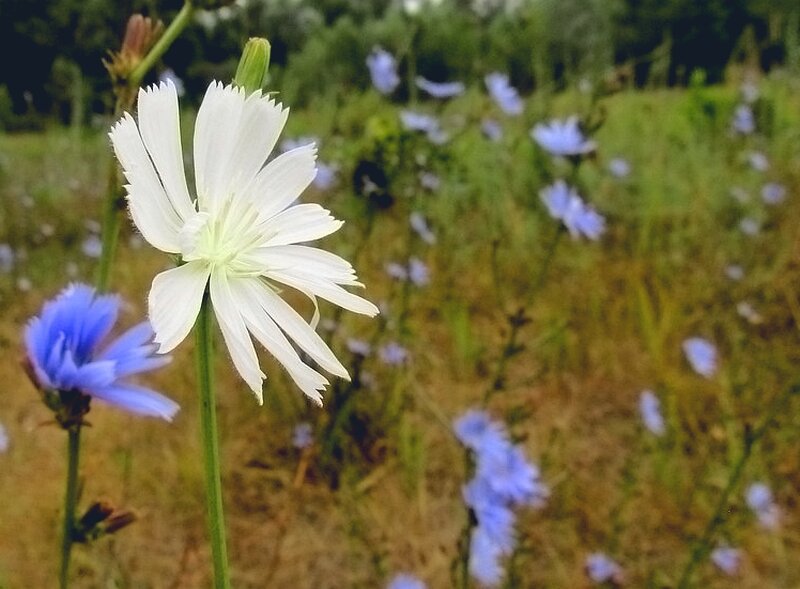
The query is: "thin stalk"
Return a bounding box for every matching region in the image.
[195,296,231,589]
[675,383,799,588]
[95,168,124,293]
[59,427,81,589]
[128,2,194,90]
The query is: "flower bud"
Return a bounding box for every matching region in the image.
[104,14,164,83]
[233,38,271,94]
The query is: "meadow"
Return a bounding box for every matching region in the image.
[1,73,800,589]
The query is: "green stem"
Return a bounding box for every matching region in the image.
[128,1,195,91]
[675,383,799,588]
[95,165,124,292]
[195,296,231,589]
[59,427,81,589]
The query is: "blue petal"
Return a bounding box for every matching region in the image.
[88,384,179,421]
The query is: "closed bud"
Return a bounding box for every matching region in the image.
[233,38,271,94]
[104,14,164,84]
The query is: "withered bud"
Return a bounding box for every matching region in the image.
[104,14,164,83]
[75,501,138,543]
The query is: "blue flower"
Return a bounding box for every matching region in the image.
[639,390,665,436]
[408,257,430,286]
[540,181,605,241]
[731,104,755,135]
[410,212,436,245]
[400,111,448,144]
[366,47,400,95]
[711,545,741,576]
[481,119,503,142]
[469,526,505,586]
[585,552,623,584]
[478,444,549,507]
[24,284,178,421]
[415,76,465,99]
[608,157,631,178]
[346,338,372,357]
[747,151,769,172]
[745,482,780,529]
[387,573,426,589]
[761,182,786,205]
[292,422,313,449]
[0,243,14,273]
[485,73,523,116]
[531,116,596,156]
[313,162,339,190]
[379,342,409,366]
[682,337,718,378]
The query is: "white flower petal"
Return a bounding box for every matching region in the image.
[247,245,361,286]
[226,93,289,197]
[136,80,196,221]
[148,261,209,353]
[246,144,318,220]
[260,203,343,247]
[266,271,380,317]
[210,270,265,401]
[109,114,183,252]
[230,277,330,405]
[193,82,246,213]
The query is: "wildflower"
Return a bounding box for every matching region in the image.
[539,181,605,241]
[469,525,505,586]
[484,73,523,116]
[379,341,409,365]
[81,235,103,258]
[608,157,630,178]
[725,264,744,281]
[291,422,313,449]
[747,151,769,172]
[731,105,755,135]
[409,212,436,245]
[454,409,509,452]
[408,257,430,286]
[639,390,665,436]
[313,162,338,190]
[531,116,596,157]
[346,338,371,357]
[366,47,400,95]
[736,301,762,325]
[158,68,185,97]
[415,76,465,99]
[585,552,624,584]
[385,262,409,281]
[739,217,760,236]
[481,119,503,142]
[682,337,718,378]
[0,422,8,453]
[0,244,14,273]
[761,182,786,205]
[711,546,741,576]
[387,573,426,589]
[24,284,177,422]
[400,110,448,144]
[109,80,378,405]
[419,172,441,191]
[745,482,780,529]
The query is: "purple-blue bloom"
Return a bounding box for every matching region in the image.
[0,243,14,273]
[585,552,623,584]
[292,422,313,449]
[484,73,523,116]
[410,212,436,245]
[400,111,448,144]
[366,47,400,95]
[748,151,769,172]
[379,342,409,366]
[419,172,441,191]
[415,76,465,99]
[731,104,755,135]
[746,482,780,529]
[639,390,665,436]
[540,181,605,241]
[469,526,505,586]
[408,257,430,286]
[385,261,409,281]
[313,161,338,190]
[739,217,760,236]
[682,337,718,378]
[387,573,426,589]
[761,182,786,205]
[481,119,503,142]
[711,546,741,576]
[24,284,178,420]
[81,235,103,258]
[608,157,631,178]
[346,338,372,357]
[0,422,8,453]
[531,116,596,156]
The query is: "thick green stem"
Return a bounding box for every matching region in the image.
[195,297,231,589]
[59,427,81,589]
[95,168,124,293]
[128,2,195,90]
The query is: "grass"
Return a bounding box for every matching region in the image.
[0,78,799,588]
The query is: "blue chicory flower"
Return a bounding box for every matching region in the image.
[731,104,755,135]
[745,482,780,529]
[313,161,338,190]
[531,116,596,156]
[639,390,665,436]
[484,73,523,116]
[367,47,400,95]
[747,151,769,172]
[346,338,372,357]
[585,552,623,584]
[761,182,786,205]
[0,422,8,453]
[24,283,178,420]
[481,119,503,142]
[0,243,14,273]
[409,212,436,245]
[682,337,718,378]
[469,525,506,587]
[408,257,430,286]
[540,181,605,241]
[379,342,409,366]
[385,261,409,281]
[608,157,631,178]
[387,573,426,589]
[711,546,741,576]
[415,76,465,99]
[292,422,313,450]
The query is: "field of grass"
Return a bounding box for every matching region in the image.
[1,78,800,588]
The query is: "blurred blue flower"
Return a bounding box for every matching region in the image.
[454,410,508,451]
[747,151,769,172]
[400,111,448,144]
[739,217,760,236]
[469,526,505,587]
[639,390,665,436]
[485,73,523,116]
[367,47,400,95]
[415,76,465,99]
[531,116,596,156]
[0,243,14,273]
[478,444,549,507]
[682,337,718,378]
[540,181,605,241]
[585,552,623,584]
[313,162,339,190]
[711,545,741,576]
[608,157,631,178]
[81,235,103,258]
[379,342,409,365]
[387,573,426,589]
[24,284,178,420]
[463,479,516,552]
[408,257,430,286]
[385,261,409,281]
[292,422,313,450]
[419,172,441,191]
[731,104,755,135]
[410,212,436,245]
[746,482,780,529]
[158,68,185,97]
[346,338,372,357]
[761,182,786,205]
[481,119,503,142]
[0,422,8,453]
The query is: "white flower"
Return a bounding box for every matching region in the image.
[109,80,379,405]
